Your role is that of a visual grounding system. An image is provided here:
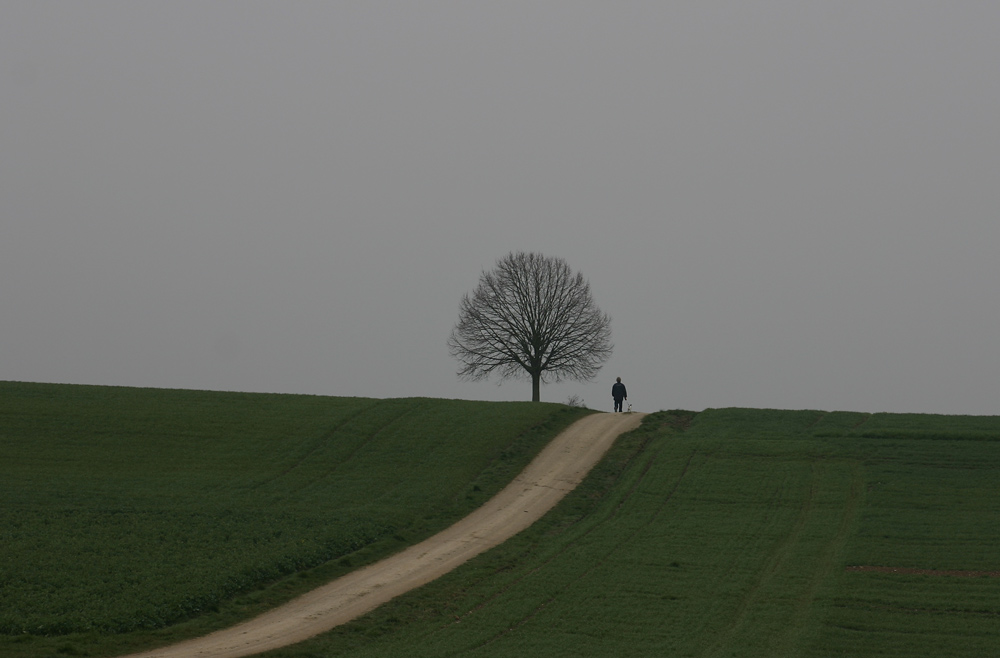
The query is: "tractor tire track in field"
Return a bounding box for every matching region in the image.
[772,460,864,655]
[246,404,374,492]
[120,412,645,658]
[276,400,425,496]
[702,460,865,658]
[471,423,697,650]
[446,414,668,629]
[700,464,823,658]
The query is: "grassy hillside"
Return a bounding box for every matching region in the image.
[0,381,590,658]
[5,385,999,657]
[254,408,1000,658]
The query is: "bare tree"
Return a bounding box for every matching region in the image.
[449,252,613,402]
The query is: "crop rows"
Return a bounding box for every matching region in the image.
[255,408,1000,657]
[0,381,588,656]
[5,382,999,657]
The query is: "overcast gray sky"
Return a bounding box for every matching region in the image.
[2,2,998,415]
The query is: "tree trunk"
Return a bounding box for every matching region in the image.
[531,372,541,402]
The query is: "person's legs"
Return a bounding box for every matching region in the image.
[614,398,622,412]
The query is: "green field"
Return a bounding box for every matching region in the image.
[255,408,1000,658]
[3,384,1000,657]
[0,382,589,657]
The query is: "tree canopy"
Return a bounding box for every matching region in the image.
[448,252,613,401]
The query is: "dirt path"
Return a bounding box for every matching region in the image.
[123,411,646,658]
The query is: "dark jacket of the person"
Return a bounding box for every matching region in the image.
[612,382,627,400]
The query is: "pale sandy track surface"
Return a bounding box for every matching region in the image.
[123,411,646,658]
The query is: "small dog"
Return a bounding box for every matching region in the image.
[627,403,632,413]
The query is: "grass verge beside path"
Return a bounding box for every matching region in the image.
[256,408,1000,658]
[0,381,590,658]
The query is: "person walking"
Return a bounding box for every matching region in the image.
[612,377,627,413]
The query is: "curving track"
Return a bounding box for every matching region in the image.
[123,411,645,658]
